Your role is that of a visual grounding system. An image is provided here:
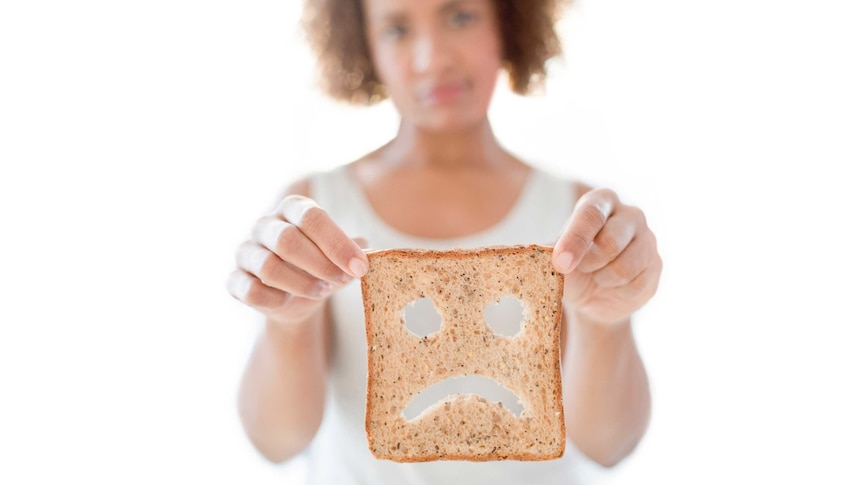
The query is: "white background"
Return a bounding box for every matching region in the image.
[2,0,861,483]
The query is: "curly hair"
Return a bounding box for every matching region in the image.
[301,0,571,105]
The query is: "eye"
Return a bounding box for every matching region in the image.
[382,23,408,40]
[448,10,478,28]
[483,296,525,337]
[403,297,442,338]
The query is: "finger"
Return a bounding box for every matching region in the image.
[226,270,287,310]
[253,216,351,284]
[236,242,335,299]
[611,255,662,302]
[577,210,638,273]
[590,233,655,288]
[278,195,368,278]
[553,189,618,274]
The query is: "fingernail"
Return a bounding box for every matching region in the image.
[227,272,252,301]
[556,251,575,273]
[349,257,368,278]
[316,281,333,298]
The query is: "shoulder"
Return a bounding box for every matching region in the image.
[269,160,363,213]
[266,177,312,214]
[573,180,593,201]
[281,178,312,199]
[272,159,365,203]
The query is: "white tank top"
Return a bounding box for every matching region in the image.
[303,164,596,484]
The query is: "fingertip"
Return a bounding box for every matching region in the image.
[348,257,369,278]
[553,251,576,274]
[226,271,252,301]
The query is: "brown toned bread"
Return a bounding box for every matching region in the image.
[361,245,566,462]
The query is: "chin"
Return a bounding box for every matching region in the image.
[415,108,487,134]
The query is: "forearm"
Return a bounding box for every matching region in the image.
[237,309,328,463]
[562,308,651,467]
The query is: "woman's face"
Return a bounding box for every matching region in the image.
[362,0,502,133]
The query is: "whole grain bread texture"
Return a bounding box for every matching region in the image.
[361,244,566,462]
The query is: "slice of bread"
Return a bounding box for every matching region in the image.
[361,244,566,462]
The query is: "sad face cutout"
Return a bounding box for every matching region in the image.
[361,245,566,462]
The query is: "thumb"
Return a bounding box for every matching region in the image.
[353,237,370,250]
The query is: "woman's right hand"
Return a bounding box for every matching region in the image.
[226,195,369,326]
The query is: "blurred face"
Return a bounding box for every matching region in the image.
[362,0,502,133]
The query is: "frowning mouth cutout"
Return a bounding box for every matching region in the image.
[361,245,566,462]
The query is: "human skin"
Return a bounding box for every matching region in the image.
[229,0,660,467]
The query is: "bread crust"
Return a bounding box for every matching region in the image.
[361,245,565,462]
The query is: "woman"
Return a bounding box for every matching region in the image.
[227,0,662,482]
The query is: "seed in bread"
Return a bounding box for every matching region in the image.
[361,245,566,462]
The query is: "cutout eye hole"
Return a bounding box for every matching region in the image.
[403,298,443,338]
[483,296,525,337]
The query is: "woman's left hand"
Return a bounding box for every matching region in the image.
[553,188,662,326]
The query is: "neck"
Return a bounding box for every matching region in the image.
[381,118,510,169]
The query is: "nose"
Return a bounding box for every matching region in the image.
[411,30,452,74]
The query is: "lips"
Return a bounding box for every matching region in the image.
[421,82,467,105]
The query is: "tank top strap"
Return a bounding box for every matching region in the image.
[308,165,371,237]
[308,165,353,215]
